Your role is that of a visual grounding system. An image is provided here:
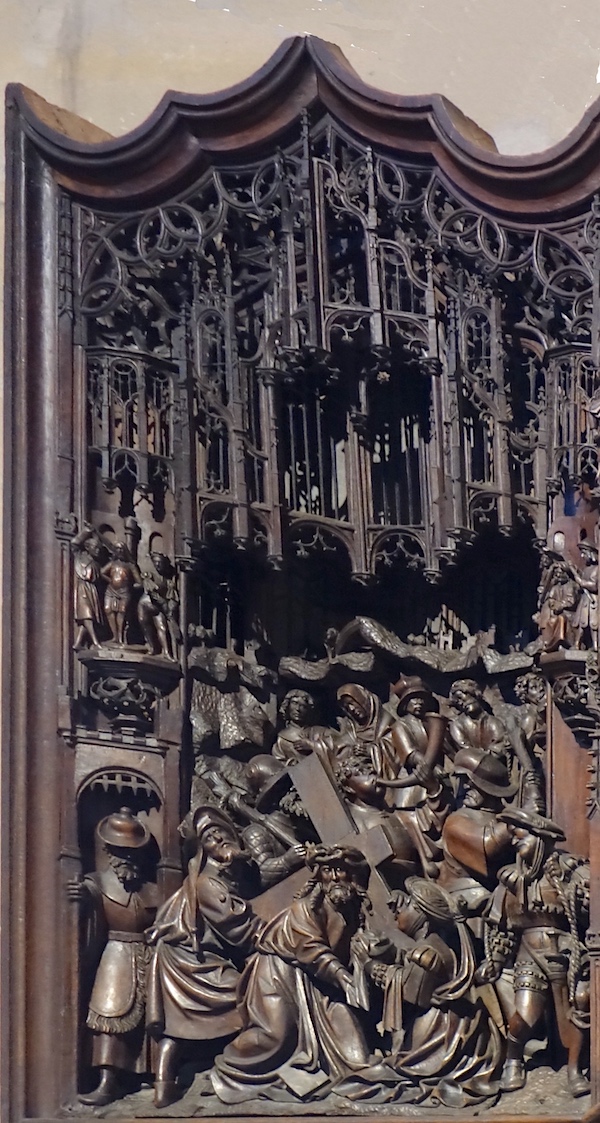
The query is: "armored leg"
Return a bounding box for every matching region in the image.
[154,1036,180,1108]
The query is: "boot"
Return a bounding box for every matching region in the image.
[500,1058,526,1092]
[568,1068,590,1098]
[79,1066,121,1106]
[154,1080,179,1109]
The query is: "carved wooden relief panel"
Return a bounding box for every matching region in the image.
[5,36,600,1123]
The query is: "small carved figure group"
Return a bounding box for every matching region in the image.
[71,525,179,657]
[535,542,599,653]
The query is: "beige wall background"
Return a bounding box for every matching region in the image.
[2,0,600,251]
[3,0,600,157]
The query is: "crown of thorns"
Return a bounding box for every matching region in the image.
[305,843,370,887]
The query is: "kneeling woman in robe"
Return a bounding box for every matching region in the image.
[336,877,503,1108]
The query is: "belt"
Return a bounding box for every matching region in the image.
[108,930,146,943]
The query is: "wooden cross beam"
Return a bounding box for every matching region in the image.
[287,752,410,948]
[251,751,413,954]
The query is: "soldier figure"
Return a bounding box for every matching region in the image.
[571,541,599,650]
[533,555,580,653]
[437,747,516,917]
[67,808,157,1106]
[481,808,589,1097]
[230,756,308,889]
[72,524,104,651]
[138,551,180,658]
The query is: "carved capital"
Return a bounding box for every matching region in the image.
[541,650,600,742]
[89,674,162,730]
[55,510,78,540]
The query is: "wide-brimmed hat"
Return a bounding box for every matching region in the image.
[192,804,239,841]
[544,548,567,564]
[97,806,150,849]
[454,747,518,798]
[392,674,431,709]
[498,806,565,842]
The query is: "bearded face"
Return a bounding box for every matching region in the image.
[201,825,243,866]
[107,847,141,887]
[319,861,359,911]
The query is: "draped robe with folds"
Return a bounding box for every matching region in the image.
[335,922,502,1108]
[211,889,371,1102]
[146,854,262,1041]
[336,685,448,871]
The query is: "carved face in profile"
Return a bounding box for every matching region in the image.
[87,536,102,560]
[199,823,241,866]
[150,551,170,576]
[461,782,485,809]
[344,771,385,807]
[579,544,598,568]
[510,825,547,880]
[395,897,427,940]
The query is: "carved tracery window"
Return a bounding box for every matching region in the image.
[75,118,599,580]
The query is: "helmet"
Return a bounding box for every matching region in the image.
[244,755,291,812]
[454,748,517,798]
[97,806,150,849]
[392,675,430,710]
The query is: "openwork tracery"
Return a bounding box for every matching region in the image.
[76,120,600,583]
